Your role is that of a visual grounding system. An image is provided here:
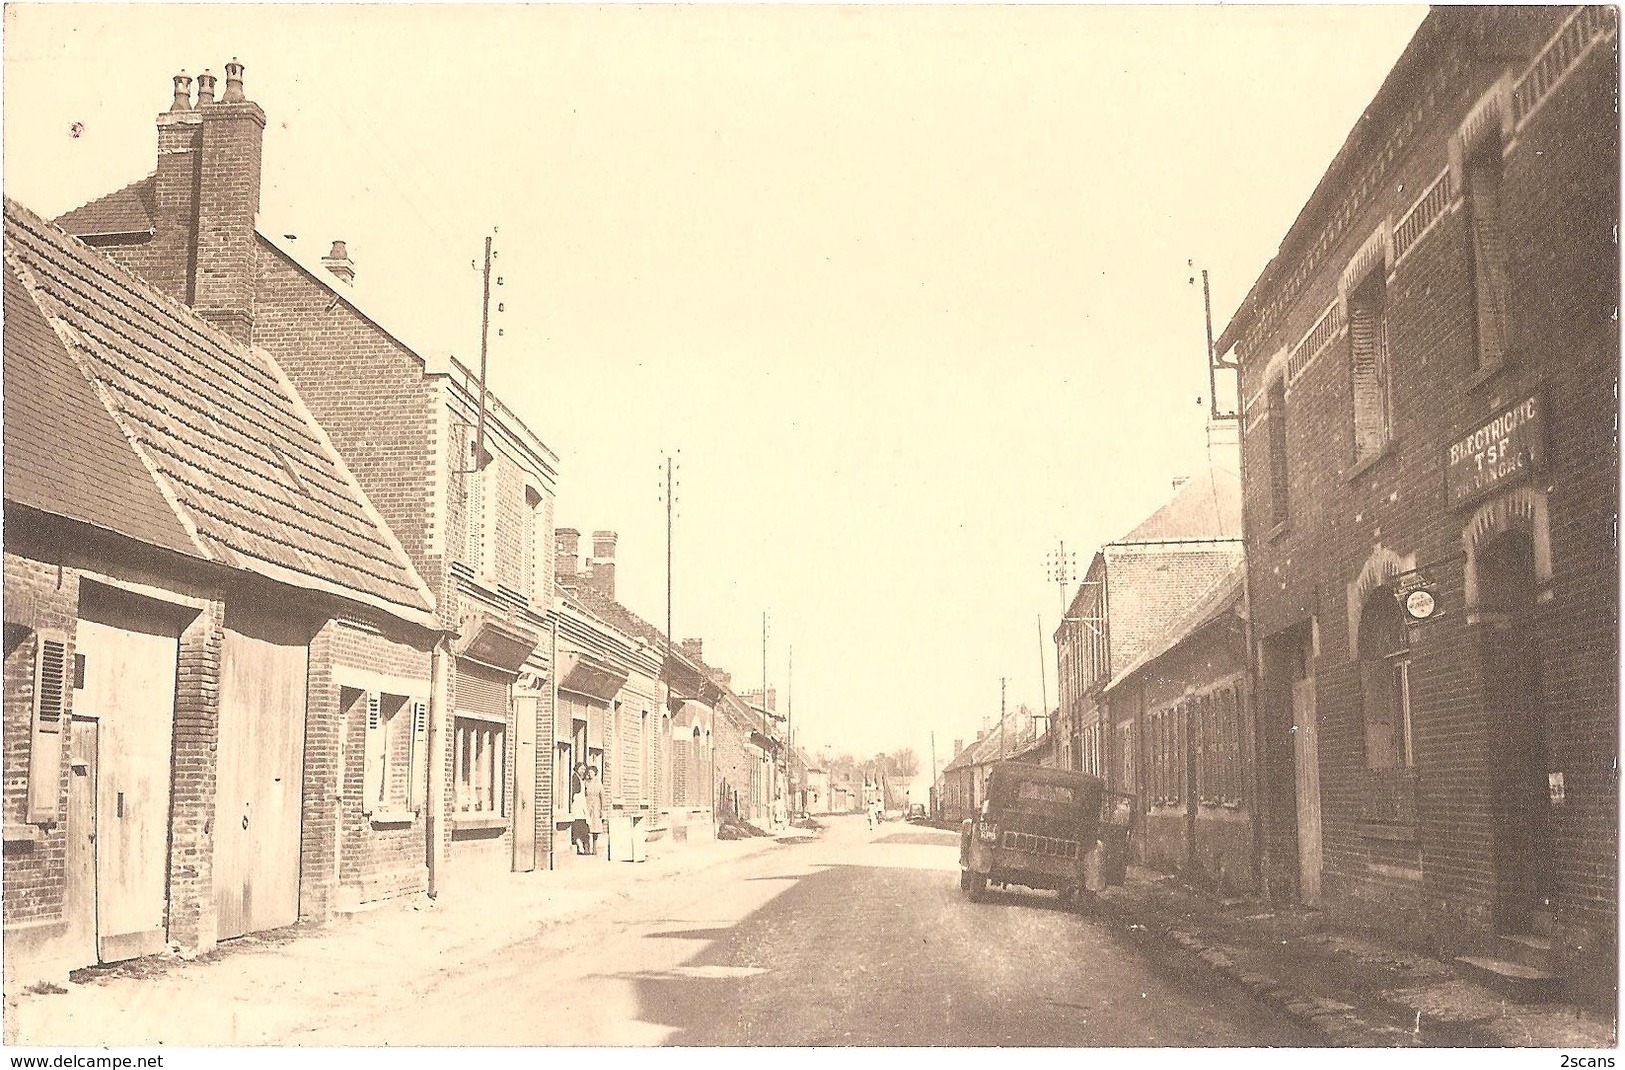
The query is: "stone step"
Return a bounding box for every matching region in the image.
[1455,955,1564,1003]
[1497,931,1557,970]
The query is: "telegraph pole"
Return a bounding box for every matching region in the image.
[1000,676,1007,759]
[1037,613,1048,729]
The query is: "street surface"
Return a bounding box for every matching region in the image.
[283,815,1313,1046]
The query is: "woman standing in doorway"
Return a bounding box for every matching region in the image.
[583,764,607,856]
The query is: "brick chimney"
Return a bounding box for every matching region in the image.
[554,528,580,581]
[953,739,963,758]
[191,58,265,344]
[585,530,617,601]
[322,240,355,286]
[679,638,703,662]
[146,71,204,304]
[714,670,732,690]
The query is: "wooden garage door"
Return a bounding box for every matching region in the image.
[75,591,182,963]
[213,609,310,940]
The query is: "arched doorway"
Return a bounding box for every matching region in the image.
[1476,527,1550,933]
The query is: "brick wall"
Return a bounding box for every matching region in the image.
[303,618,434,915]
[1231,7,1617,995]
[251,244,439,583]
[1,554,78,933]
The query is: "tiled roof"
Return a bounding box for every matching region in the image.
[4,197,436,625]
[54,176,156,238]
[4,266,196,554]
[1115,465,1242,544]
[566,584,765,734]
[1104,560,1245,694]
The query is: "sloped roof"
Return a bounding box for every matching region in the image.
[4,266,196,554]
[567,583,765,734]
[1103,560,1245,694]
[4,197,436,626]
[1114,466,1242,544]
[54,176,157,238]
[941,708,1047,775]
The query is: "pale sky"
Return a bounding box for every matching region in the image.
[4,3,1427,774]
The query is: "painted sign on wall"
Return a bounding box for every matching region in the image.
[1446,395,1544,508]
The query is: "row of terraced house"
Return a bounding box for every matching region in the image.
[960,7,1619,1006]
[3,62,791,986]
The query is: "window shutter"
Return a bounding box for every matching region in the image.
[362,692,384,815]
[27,632,69,824]
[407,699,429,812]
[1469,160,1510,370]
[1349,289,1390,462]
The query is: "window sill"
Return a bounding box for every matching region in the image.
[368,810,418,828]
[3,823,44,843]
[1465,358,1514,394]
[452,814,508,832]
[1347,442,1398,483]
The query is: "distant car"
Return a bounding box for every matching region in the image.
[906,803,927,822]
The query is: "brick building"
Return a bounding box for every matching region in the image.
[552,530,720,857]
[936,709,1049,826]
[1054,467,1244,793]
[2,198,439,981]
[1102,561,1254,891]
[55,63,562,896]
[1216,7,1617,1000]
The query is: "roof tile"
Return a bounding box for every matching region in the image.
[5,197,435,622]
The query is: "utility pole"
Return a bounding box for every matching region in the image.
[474,235,492,468]
[1045,542,1076,766]
[1037,613,1049,730]
[783,640,789,816]
[661,450,680,819]
[1000,676,1007,760]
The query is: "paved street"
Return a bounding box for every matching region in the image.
[279,816,1311,1047]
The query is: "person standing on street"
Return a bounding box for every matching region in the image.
[583,764,607,856]
[570,763,591,855]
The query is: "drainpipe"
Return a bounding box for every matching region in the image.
[548,613,559,871]
[426,636,452,899]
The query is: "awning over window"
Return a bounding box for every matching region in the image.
[454,612,538,673]
[559,652,628,702]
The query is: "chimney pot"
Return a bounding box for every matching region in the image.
[222,59,246,103]
[171,71,194,112]
[679,638,704,661]
[322,240,356,286]
[196,69,217,106]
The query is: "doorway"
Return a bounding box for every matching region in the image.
[1478,529,1551,933]
[73,585,184,963]
[1291,675,1323,905]
[213,608,311,940]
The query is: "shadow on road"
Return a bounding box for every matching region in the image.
[600,859,1319,1047]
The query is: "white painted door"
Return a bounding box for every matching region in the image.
[1291,679,1323,905]
[214,616,308,939]
[76,610,179,962]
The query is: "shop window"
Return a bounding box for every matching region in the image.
[1349,271,1392,464]
[1267,377,1289,526]
[1358,589,1412,770]
[454,715,507,816]
[1466,141,1510,373]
